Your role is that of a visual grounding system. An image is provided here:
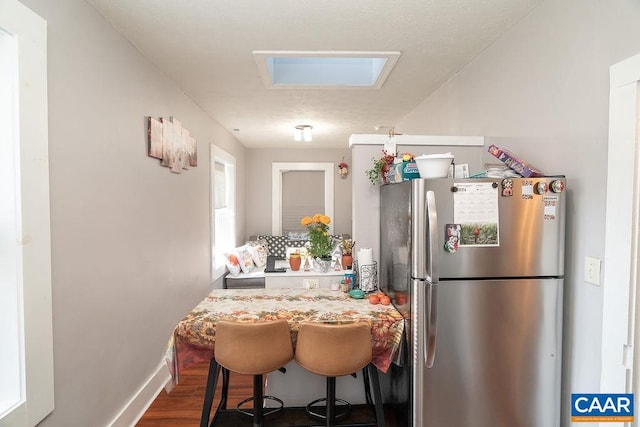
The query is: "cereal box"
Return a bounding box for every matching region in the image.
[487,145,544,178]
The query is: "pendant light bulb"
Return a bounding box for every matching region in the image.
[303,126,313,142]
[294,125,312,142]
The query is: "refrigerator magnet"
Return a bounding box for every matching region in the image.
[521,180,534,200]
[543,196,559,220]
[551,180,565,193]
[501,178,514,197]
[444,224,461,253]
[535,181,549,194]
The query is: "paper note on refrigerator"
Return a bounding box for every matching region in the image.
[453,182,500,246]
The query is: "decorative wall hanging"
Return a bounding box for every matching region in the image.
[338,158,349,178]
[147,116,197,174]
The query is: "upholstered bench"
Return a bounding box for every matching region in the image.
[223,234,349,289]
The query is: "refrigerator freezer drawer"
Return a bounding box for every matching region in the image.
[414,278,563,427]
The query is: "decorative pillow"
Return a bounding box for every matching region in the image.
[286,239,307,249]
[246,243,268,268]
[255,234,344,258]
[288,231,308,241]
[256,235,292,258]
[236,245,255,273]
[246,238,268,249]
[223,251,241,276]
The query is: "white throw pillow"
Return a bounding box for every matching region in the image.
[236,245,255,273]
[247,243,268,268]
[223,251,241,276]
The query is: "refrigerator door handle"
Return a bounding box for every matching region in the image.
[426,190,438,283]
[425,282,438,368]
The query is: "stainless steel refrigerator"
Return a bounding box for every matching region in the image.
[379,177,565,427]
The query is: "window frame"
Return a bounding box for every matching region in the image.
[0,25,24,419]
[0,1,54,425]
[210,145,236,281]
[271,162,334,235]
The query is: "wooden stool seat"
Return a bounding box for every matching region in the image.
[214,320,294,427]
[295,322,374,427]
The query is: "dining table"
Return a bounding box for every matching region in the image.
[163,287,405,426]
[165,287,405,386]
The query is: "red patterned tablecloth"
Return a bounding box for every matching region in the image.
[165,288,405,389]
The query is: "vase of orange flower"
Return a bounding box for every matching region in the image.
[301,213,333,272]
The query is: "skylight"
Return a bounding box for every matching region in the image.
[253,50,401,89]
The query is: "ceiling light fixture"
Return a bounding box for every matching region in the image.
[294,125,313,142]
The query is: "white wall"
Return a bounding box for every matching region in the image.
[18,0,246,425]
[245,147,352,238]
[397,0,640,424]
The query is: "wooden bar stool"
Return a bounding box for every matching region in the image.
[214,319,294,427]
[295,322,382,427]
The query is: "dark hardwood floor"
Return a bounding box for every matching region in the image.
[137,362,245,426]
[137,361,400,426]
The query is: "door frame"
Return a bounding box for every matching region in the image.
[271,162,334,235]
[602,52,640,399]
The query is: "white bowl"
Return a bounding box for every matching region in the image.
[414,153,454,178]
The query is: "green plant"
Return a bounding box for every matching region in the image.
[365,151,396,185]
[301,213,333,258]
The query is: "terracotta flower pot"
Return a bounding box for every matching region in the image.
[381,164,391,184]
[289,254,301,271]
[341,254,353,270]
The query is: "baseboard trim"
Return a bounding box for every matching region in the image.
[107,360,171,427]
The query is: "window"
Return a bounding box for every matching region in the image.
[0,26,23,418]
[281,171,324,234]
[211,146,236,280]
[0,2,54,425]
[253,50,401,89]
[271,163,334,235]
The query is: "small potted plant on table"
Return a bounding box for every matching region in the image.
[340,239,355,270]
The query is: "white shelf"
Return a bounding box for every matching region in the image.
[348,133,484,147]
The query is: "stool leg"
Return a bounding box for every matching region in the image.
[362,367,373,406]
[367,364,385,427]
[326,377,336,427]
[200,358,221,427]
[253,374,264,427]
[219,368,230,410]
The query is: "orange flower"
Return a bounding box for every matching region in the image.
[301,213,333,258]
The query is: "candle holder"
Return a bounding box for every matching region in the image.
[354,260,378,293]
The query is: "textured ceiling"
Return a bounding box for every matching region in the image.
[86,0,542,148]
